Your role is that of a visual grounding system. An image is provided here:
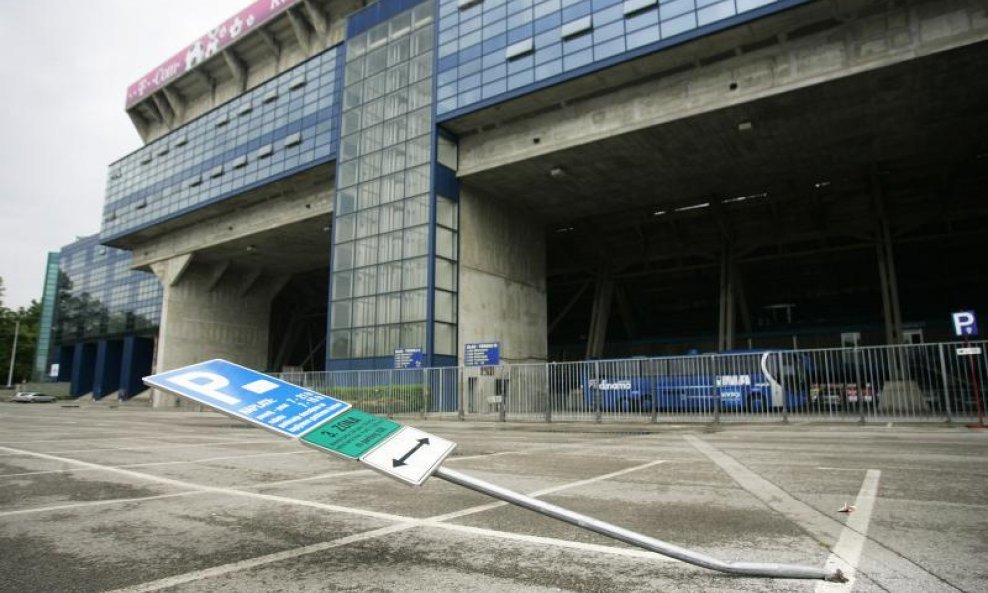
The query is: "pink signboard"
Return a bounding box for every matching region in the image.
[126,0,303,108]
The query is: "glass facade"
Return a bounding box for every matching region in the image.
[53,236,162,344]
[435,0,808,118]
[33,252,60,380]
[88,0,810,369]
[329,1,459,367]
[101,47,343,242]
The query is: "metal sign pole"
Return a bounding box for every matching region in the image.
[434,466,845,582]
[963,337,985,426]
[144,359,846,583]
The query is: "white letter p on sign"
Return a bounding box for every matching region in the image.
[167,371,240,406]
[952,312,976,337]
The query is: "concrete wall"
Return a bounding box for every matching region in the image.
[458,185,547,364]
[457,0,988,176]
[150,256,287,407]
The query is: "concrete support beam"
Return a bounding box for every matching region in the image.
[717,242,736,352]
[239,269,264,297]
[459,185,547,364]
[287,7,312,54]
[150,253,194,287]
[162,87,186,122]
[149,257,285,408]
[303,0,329,37]
[206,261,231,292]
[256,26,282,60]
[585,268,614,360]
[614,284,637,341]
[130,170,332,270]
[222,49,248,93]
[872,172,904,346]
[190,69,216,95]
[127,111,149,140]
[151,93,174,129]
[548,282,590,335]
[458,0,988,176]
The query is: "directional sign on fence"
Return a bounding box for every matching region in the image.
[144,359,454,486]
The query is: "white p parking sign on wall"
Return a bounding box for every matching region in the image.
[952,311,979,337]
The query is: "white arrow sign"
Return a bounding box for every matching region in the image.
[360,426,456,486]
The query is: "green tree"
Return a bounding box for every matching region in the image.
[0,298,41,386]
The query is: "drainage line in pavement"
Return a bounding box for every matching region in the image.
[435,466,846,583]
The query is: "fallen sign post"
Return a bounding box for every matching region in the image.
[145,359,846,583]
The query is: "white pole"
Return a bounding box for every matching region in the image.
[6,320,20,388]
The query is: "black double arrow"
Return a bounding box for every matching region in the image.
[392,437,430,467]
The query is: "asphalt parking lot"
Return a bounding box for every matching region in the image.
[0,404,985,593]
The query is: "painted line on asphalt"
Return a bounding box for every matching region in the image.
[426,460,668,523]
[2,442,667,593]
[24,438,290,456]
[0,444,409,523]
[815,469,880,593]
[0,433,272,446]
[101,522,421,593]
[423,522,675,562]
[685,435,965,592]
[0,450,316,479]
[0,491,206,518]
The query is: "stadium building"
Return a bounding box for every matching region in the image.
[41,0,988,403]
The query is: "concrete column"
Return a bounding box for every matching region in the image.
[70,342,97,397]
[119,337,155,400]
[872,173,903,345]
[56,345,74,382]
[458,185,547,364]
[93,339,124,400]
[717,242,736,352]
[150,255,288,408]
[585,269,614,360]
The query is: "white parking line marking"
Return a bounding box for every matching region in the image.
[102,522,420,593]
[1,442,666,593]
[685,435,964,592]
[0,491,206,518]
[423,522,674,562]
[815,469,880,592]
[0,434,272,446]
[0,444,409,523]
[23,439,288,456]
[0,450,315,479]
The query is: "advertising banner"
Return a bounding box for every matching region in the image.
[126,0,303,108]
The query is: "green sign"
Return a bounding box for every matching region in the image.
[301,409,401,459]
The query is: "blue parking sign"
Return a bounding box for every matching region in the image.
[952,311,979,337]
[144,360,350,438]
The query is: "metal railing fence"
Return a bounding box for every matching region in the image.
[275,341,987,424]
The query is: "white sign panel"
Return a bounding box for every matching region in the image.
[957,347,982,356]
[360,426,456,486]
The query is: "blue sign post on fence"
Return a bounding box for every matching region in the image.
[144,359,350,438]
[465,342,500,367]
[394,348,424,369]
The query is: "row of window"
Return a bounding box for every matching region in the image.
[55,240,162,343]
[330,320,457,359]
[102,48,342,240]
[102,128,333,237]
[435,0,786,114]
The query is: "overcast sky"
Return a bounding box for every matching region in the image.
[0,0,250,310]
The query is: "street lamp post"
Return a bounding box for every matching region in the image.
[6,320,19,388]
